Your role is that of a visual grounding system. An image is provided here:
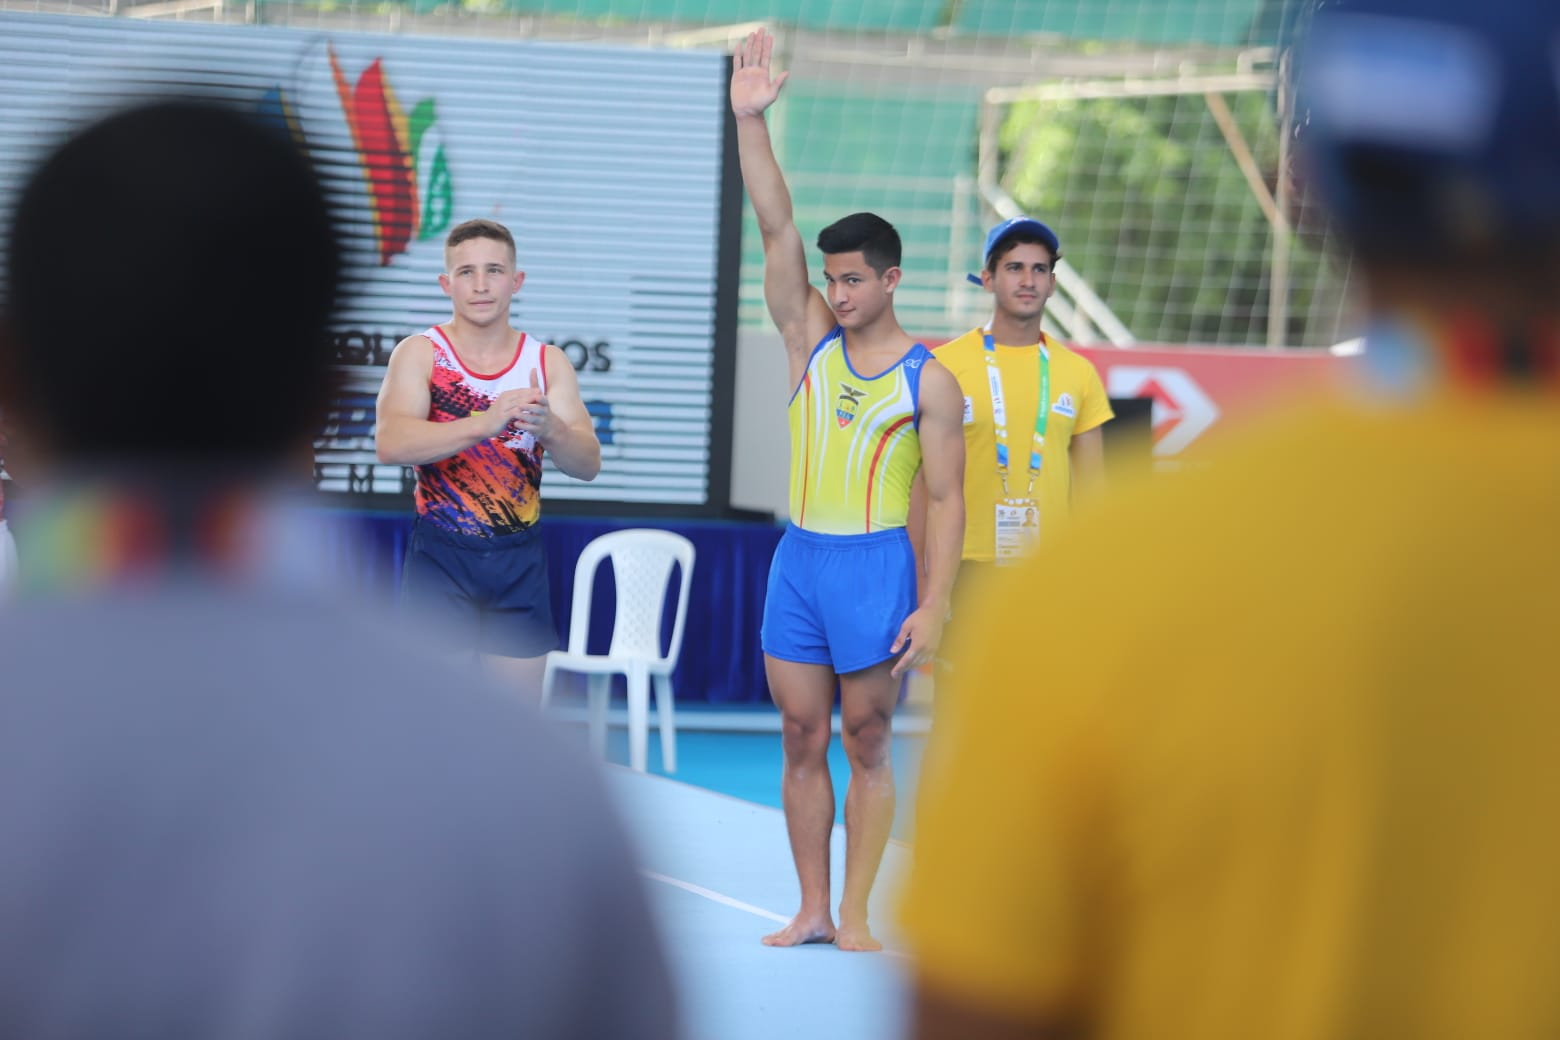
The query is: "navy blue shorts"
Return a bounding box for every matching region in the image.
[400,518,558,658]
[761,524,917,675]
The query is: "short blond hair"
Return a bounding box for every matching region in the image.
[444,219,515,265]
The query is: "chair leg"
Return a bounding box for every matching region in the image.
[539,658,557,711]
[587,674,610,760]
[653,672,677,775]
[626,665,649,773]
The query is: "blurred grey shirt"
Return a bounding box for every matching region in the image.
[0,583,678,1039]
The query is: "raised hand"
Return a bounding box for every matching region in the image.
[730,28,789,118]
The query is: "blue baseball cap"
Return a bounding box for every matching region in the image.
[1296,0,1560,258]
[966,216,1061,285]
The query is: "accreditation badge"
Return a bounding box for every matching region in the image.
[994,499,1041,565]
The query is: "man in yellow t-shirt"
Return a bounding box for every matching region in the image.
[913,217,1111,585]
[904,393,1560,1039]
[902,0,1560,1036]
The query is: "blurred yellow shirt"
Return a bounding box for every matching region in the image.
[933,329,1112,560]
[902,391,1560,1039]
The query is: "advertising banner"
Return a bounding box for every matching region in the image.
[0,13,736,509]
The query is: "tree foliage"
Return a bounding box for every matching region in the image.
[1001,90,1349,347]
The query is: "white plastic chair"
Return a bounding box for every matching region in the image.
[541,529,695,773]
[0,519,16,603]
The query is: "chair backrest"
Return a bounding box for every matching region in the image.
[565,529,696,667]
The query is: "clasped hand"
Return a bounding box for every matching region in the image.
[483,370,553,443]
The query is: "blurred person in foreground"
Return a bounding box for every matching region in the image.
[0,99,676,1039]
[900,0,1560,1037]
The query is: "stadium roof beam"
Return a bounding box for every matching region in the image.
[986,67,1275,104]
[123,0,222,17]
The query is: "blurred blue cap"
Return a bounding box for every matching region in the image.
[966,216,1061,285]
[1297,0,1560,257]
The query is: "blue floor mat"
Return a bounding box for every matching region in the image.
[597,727,927,842]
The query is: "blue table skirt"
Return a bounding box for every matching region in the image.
[326,511,784,705]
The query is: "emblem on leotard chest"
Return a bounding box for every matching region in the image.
[835,383,867,428]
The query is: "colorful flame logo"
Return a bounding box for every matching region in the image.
[260,49,453,268]
[328,47,454,266]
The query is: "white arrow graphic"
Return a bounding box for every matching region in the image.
[1106,366,1220,456]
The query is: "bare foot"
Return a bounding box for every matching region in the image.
[835,918,882,952]
[762,912,836,947]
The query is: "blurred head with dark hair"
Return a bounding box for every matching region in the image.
[1,98,344,467]
[1291,0,1560,389]
[0,97,680,1040]
[1296,0,1560,359]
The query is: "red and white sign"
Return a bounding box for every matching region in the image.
[1076,344,1356,461]
[923,334,1359,463]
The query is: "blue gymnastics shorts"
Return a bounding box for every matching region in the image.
[761,524,916,675]
[400,517,559,658]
